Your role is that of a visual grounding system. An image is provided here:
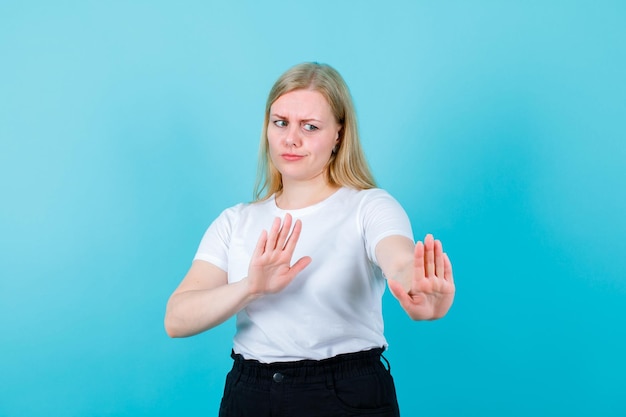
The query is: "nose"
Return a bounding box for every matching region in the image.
[285,125,301,147]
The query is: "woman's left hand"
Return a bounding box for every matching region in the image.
[387,234,455,320]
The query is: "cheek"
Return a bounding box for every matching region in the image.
[266,135,282,165]
[316,134,338,154]
[266,131,280,151]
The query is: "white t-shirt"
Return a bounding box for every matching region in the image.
[194,187,413,363]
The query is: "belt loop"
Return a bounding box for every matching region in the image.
[380,352,391,372]
[231,350,244,372]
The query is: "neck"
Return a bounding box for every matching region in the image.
[276,178,339,210]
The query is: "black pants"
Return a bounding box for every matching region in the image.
[218,348,400,417]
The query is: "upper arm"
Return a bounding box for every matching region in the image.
[171,260,228,296]
[175,205,240,295]
[375,235,414,281]
[359,189,413,272]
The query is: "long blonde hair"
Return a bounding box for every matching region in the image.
[253,62,376,201]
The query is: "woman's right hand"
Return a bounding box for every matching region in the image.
[165,214,310,337]
[246,214,312,298]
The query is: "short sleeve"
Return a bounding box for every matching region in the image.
[193,204,243,271]
[358,189,414,265]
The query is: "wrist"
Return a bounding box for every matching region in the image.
[241,276,265,302]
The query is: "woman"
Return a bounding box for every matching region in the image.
[165,62,455,416]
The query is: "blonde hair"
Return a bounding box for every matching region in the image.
[253,62,376,201]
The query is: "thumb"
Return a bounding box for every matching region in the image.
[289,256,312,276]
[387,278,408,302]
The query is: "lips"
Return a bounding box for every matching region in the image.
[281,153,305,161]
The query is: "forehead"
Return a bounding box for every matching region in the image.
[270,89,333,119]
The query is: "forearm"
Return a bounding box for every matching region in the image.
[164,278,257,338]
[388,259,415,292]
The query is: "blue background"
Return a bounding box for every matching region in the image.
[1,1,625,416]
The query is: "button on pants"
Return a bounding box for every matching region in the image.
[218,348,400,417]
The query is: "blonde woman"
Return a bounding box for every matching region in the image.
[165,62,455,417]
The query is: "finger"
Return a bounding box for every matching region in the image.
[289,256,312,276]
[387,277,411,304]
[388,278,418,317]
[444,253,454,282]
[283,218,303,254]
[266,217,282,250]
[276,213,293,250]
[434,239,444,278]
[413,241,425,281]
[424,234,435,277]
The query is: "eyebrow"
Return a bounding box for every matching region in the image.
[270,113,323,123]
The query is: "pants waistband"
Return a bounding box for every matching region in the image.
[230,348,387,384]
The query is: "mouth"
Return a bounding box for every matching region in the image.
[281,153,305,161]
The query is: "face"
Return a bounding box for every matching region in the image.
[267,89,341,186]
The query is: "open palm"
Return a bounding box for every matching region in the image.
[388,234,455,320]
[247,214,312,297]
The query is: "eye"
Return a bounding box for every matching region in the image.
[303,123,318,132]
[273,120,287,128]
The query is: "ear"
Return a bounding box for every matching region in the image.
[335,124,342,141]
